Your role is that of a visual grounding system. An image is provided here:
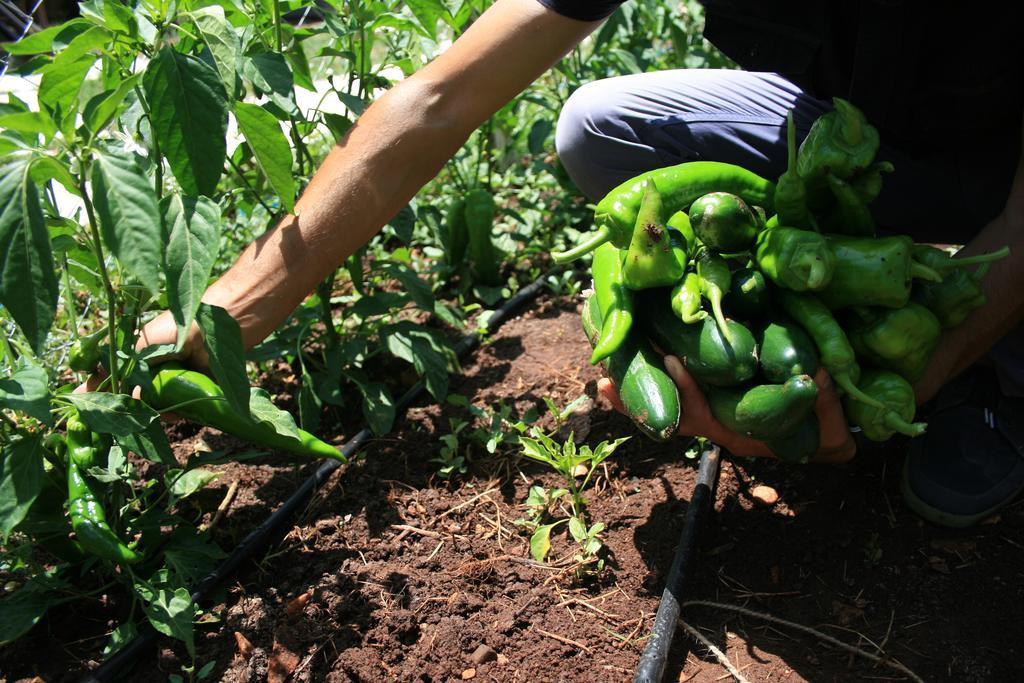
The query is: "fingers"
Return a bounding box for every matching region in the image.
[596,377,627,415]
[811,369,856,463]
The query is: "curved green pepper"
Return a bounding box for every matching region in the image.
[552,161,775,262]
[590,243,634,364]
[843,370,926,441]
[846,303,941,382]
[706,375,818,441]
[797,97,879,183]
[688,191,760,253]
[850,160,894,204]
[777,290,885,410]
[622,181,685,289]
[695,248,734,345]
[670,271,708,324]
[818,235,941,310]
[667,210,698,259]
[826,172,875,236]
[144,364,346,462]
[66,415,141,565]
[774,111,812,230]
[754,227,835,291]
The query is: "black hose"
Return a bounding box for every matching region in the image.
[633,445,722,683]
[82,272,556,683]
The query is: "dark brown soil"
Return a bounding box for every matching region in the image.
[3,298,1024,683]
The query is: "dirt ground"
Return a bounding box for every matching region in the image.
[3,297,1024,682]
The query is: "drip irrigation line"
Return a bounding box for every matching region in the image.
[634,445,722,683]
[82,271,557,683]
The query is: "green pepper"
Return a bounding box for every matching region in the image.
[464,189,502,287]
[774,111,812,230]
[65,414,141,565]
[846,303,941,382]
[706,375,818,441]
[849,160,894,204]
[817,235,941,310]
[590,243,634,364]
[622,181,685,289]
[754,227,835,291]
[759,317,819,383]
[777,290,885,410]
[825,172,875,236]
[765,413,819,464]
[144,364,346,462]
[843,370,926,441]
[723,267,770,322]
[797,97,879,184]
[670,271,708,324]
[667,210,698,258]
[552,161,775,262]
[695,248,733,344]
[688,191,760,253]
[68,329,105,372]
[909,245,1009,328]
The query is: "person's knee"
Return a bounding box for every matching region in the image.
[555,81,632,200]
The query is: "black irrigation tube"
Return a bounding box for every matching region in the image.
[83,272,555,683]
[634,445,722,683]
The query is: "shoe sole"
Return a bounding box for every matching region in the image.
[900,456,1010,528]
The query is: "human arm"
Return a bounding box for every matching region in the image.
[138,0,605,365]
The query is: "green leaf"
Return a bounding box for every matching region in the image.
[527,118,553,155]
[233,103,295,213]
[162,195,221,348]
[243,52,298,116]
[164,468,222,507]
[0,111,56,139]
[377,262,433,312]
[65,392,159,435]
[0,577,62,645]
[163,528,226,586]
[335,92,366,116]
[102,0,138,37]
[102,622,139,658]
[0,359,51,424]
[144,47,229,196]
[568,515,587,543]
[247,387,301,440]
[383,322,457,401]
[30,156,77,196]
[297,372,321,433]
[0,157,58,353]
[347,370,395,436]
[0,435,45,539]
[530,522,562,562]
[191,5,240,97]
[83,73,141,133]
[1,19,89,55]
[405,0,451,40]
[196,303,251,421]
[116,420,177,466]
[321,112,353,141]
[91,142,162,295]
[386,204,416,243]
[37,27,109,123]
[138,582,196,657]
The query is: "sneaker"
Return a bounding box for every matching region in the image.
[901,365,1024,528]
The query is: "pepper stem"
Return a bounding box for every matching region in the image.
[910,261,942,283]
[682,310,709,324]
[834,373,887,410]
[552,225,613,263]
[708,294,735,346]
[884,411,927,437]
[942,246,1011,269]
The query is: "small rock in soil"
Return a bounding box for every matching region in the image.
[461,668,477,680]
[750,484,779,505]
[470,644,497,665]
[496,654,510,665]
[572,464,589,478]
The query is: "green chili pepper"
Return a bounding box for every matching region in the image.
[688,191,761,253]
[843,370,926,441]
[670,271,708,324]
[442,196,469,267]
[797,97,879,183]
[774,111,812,230]
[68,329,105,372]
[909,245,1009,328]
[817,235,941,310]
[695,248,733,345]
[846,303,941,382]
[590,243,634,364]
[464,189,502,287]
[144,364,346,462]
[850,160,894,204]
[825,172,875,236]
[552,161,775,262]
[622,181,685,289]
[65,415,141,565]
[777,290,885,410]
[754,227,835,291]
[667,210,698,259]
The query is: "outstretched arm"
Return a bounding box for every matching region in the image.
[140,0,603,363]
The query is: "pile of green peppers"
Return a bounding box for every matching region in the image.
[568,99,1009,462]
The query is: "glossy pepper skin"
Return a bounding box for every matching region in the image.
[797,97,879,184]
[754,227,835,292]
[818,235,941,310]
[774,111,812,230]
[622,181,685,289]
[825,172,875,236]
[688,191,760,253]
[667,210,697,258]
[68,329,105,372]
[464,189,502,286]
[843,370,926,441]
[551,161,775,262]
[695,248,734,344]
[777,290,885,409]
[144,364,346,462]
[65,415,142,564]
[670,271,708,324]
[590,243,634,364]
[846,303,941,382]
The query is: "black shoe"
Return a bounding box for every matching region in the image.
[901,366,1024,527]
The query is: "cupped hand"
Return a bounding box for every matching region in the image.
[597,355,856,464]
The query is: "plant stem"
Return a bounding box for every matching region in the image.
[132,85,163,200]
[78,167,121,394]
[272,0,283,52]
[227,156,276,217]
